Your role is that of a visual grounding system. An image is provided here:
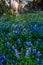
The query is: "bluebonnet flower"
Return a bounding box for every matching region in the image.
[32,49,37,54]
[2,55,7,61]
[23,30,27,34]
[1,61,6,65]
[12,24,15,27]
[28,42,32,47]
[5,42,9,47]
[13,60,17,64]
[7,24,11,29]
[7,33,11,38]
[36,58,40,64]
[33,24,38,32]
[24,41,29,46]
[12,30,19,34]
[36,40,39,46]
[5,37,9,42]
[12,30,15,34]
[0,37,2,41]
[15,30,19,34]
[15,24,18,28]
[29,25,33,30]
[11,46,15,52]
[36,39,41,46]
[39,27,42,33]
[0,56,5,61]
[0,54,7,61]
[0,56,3,61]
[36,51,41,57]
[25,48,31,57]
[14,45,18,49]
[41,60,43,65]
[36,21,40,26]
[3,53,7,60]
[38,39,41,42]
[15,49,20,58]
[41,22,43,25]
[2,33,5,36]
[42,34,43,37]
[17,39,21,44]
[26,26,30,31]
[12,24,15,29]
[24,41,32,47]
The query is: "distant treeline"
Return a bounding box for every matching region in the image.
[27,0,43,10]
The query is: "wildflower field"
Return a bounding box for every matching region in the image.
[0,13,43,65]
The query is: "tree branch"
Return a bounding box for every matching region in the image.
[5,0,10,7]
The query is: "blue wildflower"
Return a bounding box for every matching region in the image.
[36,40,39,46]
[0,37,2,41]
[7,33,11,38]
[17,39,21,44]
[3,53,7,61]
[33,24,38,32]
[36,39,41,46]
[12,24,15,29]
[14,30,19,34]
[36,58,40,64]
[2,56,7,61]
[13,60,17,64]
[25,48,31,57]
[11,46,15,52]
[36,51,41,57]
[5,37,9,42]
[0,54,7,61]
[41,60,43,65]
[2,33,5,36]
[12,30,15,34]
[1,61,6,65]
[24,41,29,46]
[39,28,42,33]
[32,49,37,54]
[24,41,32,47]
[38,39,41,42]
[12,30,18,34]
[15,49,20,58]
[28,42,32,47]
[5,42,9,47]
[7,24,11,28]
[0,56,3,60]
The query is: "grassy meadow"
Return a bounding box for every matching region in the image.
[0,12,43,65]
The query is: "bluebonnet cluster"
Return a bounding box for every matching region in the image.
[0,21,43,65]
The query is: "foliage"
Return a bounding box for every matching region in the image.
[0,15,43,65]
[0,1,13,16]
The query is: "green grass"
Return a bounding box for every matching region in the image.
[0,13,43,65]
[0,13,43,24]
